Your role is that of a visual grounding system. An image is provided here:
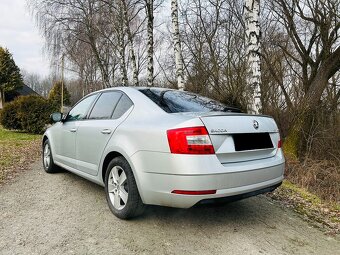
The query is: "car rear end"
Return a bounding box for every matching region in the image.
[127,88,284,208]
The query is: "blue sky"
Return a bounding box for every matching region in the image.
[0,0,50,76]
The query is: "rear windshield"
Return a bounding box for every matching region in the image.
[138,88,241,113]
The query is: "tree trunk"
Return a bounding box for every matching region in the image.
[119,39,128,86]
[88,35,110,88]
[284,75,328,159]
[121,0,138,86]
[146,0,154,87]
[0,88,4,109]
[87,5,110,89]
[171,0,185,90]
[244,0,261,114]
[118,18,128,86]
[284,46,340,158]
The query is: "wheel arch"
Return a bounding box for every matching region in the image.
[42,132,56,159]
[101,151,124,183]
[42,135,48,147]
[100,149,145,203]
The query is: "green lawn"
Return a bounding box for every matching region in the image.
[0,126,40,142]
[0,126,41,183]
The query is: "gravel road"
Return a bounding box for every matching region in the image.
[0,161,339,255]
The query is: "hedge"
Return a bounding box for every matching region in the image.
[0,95,54,134]
[0,100,22,130]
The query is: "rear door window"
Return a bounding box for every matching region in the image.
[89,92,122,119]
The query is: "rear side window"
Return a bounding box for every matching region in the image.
[89,92,122,119]
[138,88,241,113]
[112,94,133,119]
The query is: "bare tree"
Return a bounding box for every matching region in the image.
[30,0,113,88]
[244,0,262,114]
[171,0,185,90]
[21,70,56,97]
[179,0,248,109]
[267,0,340,157]
[145,0,154,87]
[120,0,140,86]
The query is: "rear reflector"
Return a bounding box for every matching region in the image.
[167,126,215,154]
[172,190,216,195]
[278,139,282,148]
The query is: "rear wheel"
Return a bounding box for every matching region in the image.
[42,140,59,173]
[105,156,145,219]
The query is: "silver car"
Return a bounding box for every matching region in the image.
[43,87,284,219]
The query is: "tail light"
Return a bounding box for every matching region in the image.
[167,126,215,154]
[278,139,282,149]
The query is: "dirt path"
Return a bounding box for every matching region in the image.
[0,161,339,255]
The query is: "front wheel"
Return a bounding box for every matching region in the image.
[105,156,145,219]
[42,140,59,173]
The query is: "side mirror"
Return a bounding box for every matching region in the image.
[51,112,63,123]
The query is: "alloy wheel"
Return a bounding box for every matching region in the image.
[107,166,128,210]
[43,143,51,169]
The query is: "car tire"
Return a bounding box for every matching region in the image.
[105,156,145,219]
[42,140,59,173]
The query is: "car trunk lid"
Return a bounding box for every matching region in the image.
[198,113,280,163]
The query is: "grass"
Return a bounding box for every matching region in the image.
[269,157,340,234]
[0,126,41,183]
[283,180,340,213]
[0,127,40,141]
[285,158,340,203]
[268,180,340,234]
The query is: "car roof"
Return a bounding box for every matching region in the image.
[85,86,171,115]
[87,86,175,94]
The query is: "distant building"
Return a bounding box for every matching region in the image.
[0,84,40,109]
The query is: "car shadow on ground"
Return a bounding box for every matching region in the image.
[59,169,278,229]
[140,199,272,226]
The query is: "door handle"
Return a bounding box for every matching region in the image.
[101,129,112,134]
[70,128,77,133]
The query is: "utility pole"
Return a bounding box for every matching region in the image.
[61,54,64,113]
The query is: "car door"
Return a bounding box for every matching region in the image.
[53,94,98,170]
[76,91,134,176]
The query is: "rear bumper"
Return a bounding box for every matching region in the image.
[130,150,285,208]
[197,182,282,206]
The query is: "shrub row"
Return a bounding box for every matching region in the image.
[0,95,54,134]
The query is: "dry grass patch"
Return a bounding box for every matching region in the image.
[268,180,339,235]
[0,126,41,184]
[268,157,340,235]
[285,158,340,203]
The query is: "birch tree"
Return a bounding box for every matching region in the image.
[244,0,261,114]
[117,17,129,86]
[145,0,154,87]
[120,0,139,86]
[171,0,185,90]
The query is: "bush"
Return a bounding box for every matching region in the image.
[285,158,340,203]
[0,95,53,134]
[0,100,22,130]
